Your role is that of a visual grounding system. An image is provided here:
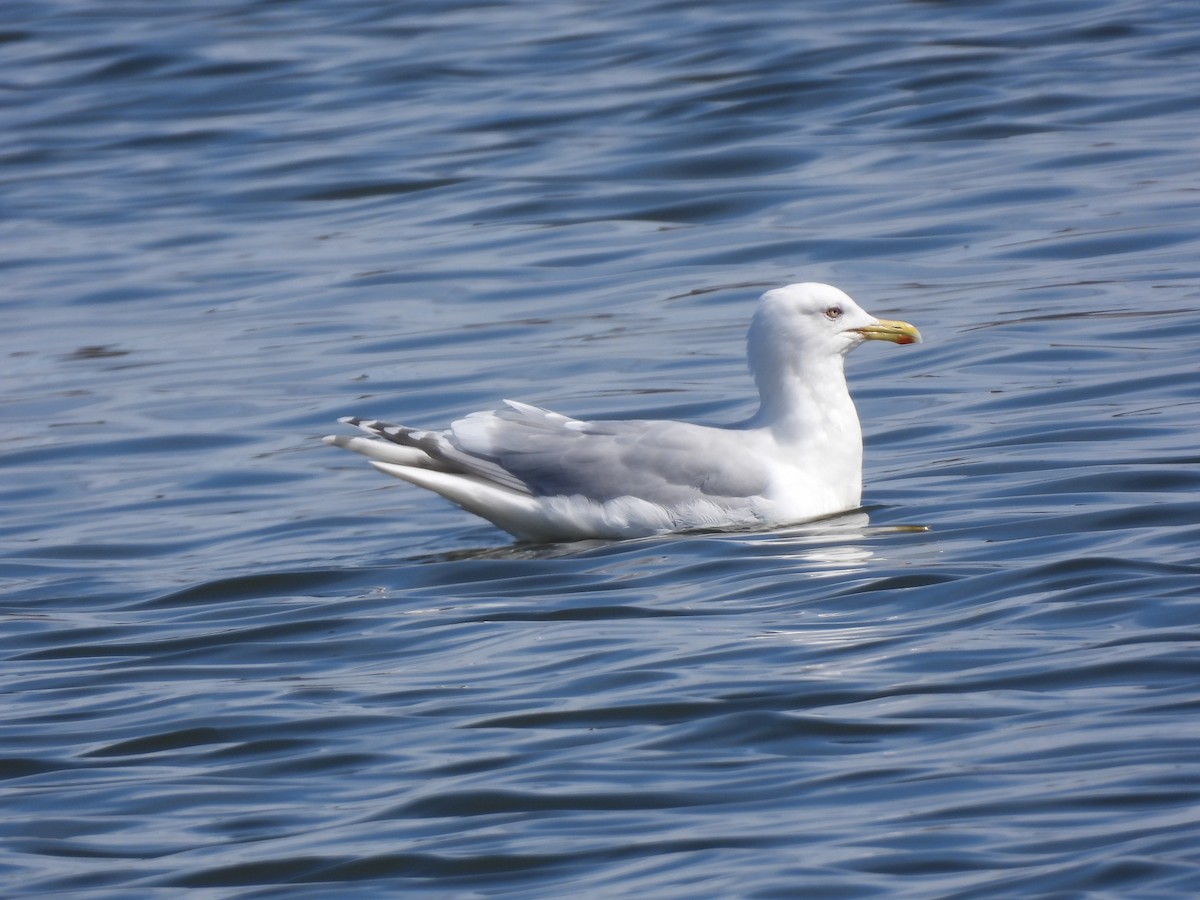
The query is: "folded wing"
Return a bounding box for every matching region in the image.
[335,400,769,505]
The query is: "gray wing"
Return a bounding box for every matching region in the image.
[446,400,769,503]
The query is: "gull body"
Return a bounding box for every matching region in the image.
[324,283,920,542]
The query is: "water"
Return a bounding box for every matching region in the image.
[4,0,1200,895]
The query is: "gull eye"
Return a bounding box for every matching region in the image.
[824,306,843,320]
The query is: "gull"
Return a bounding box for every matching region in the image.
[324,283,920,542]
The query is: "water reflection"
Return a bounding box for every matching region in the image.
[414,510,929,582]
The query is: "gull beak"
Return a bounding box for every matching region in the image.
[851,319,921,345]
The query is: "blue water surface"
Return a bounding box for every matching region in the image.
[4,0,1200,896]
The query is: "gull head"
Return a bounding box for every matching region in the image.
[754,283,921,361]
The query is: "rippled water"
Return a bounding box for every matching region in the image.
[5,0,1200,896]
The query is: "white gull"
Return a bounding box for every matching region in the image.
[324,282,920,542]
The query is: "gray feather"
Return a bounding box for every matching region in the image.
[447,403,769,503]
